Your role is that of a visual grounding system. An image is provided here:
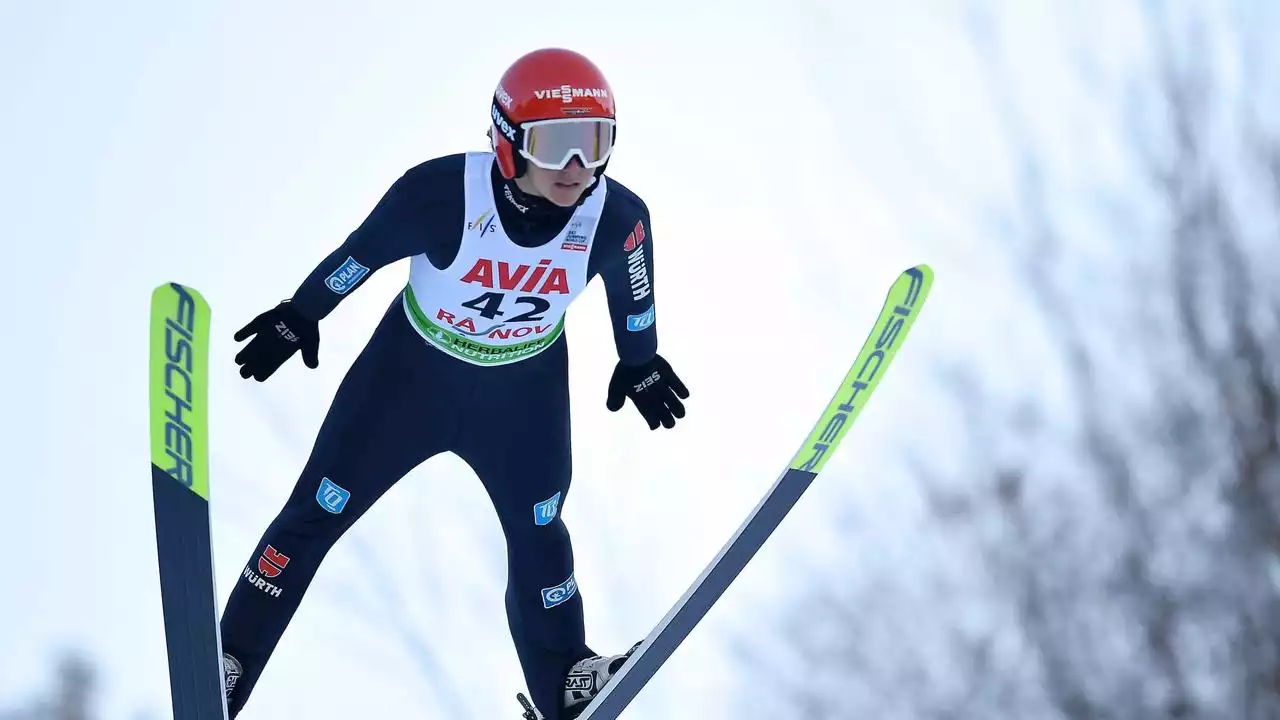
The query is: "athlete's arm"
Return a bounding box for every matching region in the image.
[590,192,658,365]
[289,154,466,321]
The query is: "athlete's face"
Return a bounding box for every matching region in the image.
[519,157,594,206]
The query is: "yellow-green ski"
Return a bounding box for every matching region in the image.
[521,265,935,720]
[149,282,228,720]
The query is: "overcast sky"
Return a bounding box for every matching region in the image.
[0,1,1220,718]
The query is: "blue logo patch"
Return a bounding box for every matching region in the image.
[325,256,370,295]
[626,305,655,332]
[542,573,578,609]
[316,477,350,514]
[533,492,562,526]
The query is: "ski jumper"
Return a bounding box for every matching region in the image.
[218,151,660,719]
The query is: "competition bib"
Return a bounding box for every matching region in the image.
[402,152,607,366]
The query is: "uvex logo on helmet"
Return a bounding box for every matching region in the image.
[495,84,514,109]
[491,104,517,142]
[534,85,610,104]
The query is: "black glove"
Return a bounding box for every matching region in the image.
[233,301,320,381]
[606,354,690,430]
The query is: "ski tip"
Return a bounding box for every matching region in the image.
[152,282,208,305]
[904,264,934,284]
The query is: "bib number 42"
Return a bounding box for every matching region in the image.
[461,292,550,323]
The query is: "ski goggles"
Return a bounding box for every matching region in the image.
[518,117,615,171]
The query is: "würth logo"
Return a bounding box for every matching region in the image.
[257,545,290,578]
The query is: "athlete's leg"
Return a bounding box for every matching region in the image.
[454,339,592,720]
[219,301,459,718]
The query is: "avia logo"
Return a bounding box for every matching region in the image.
[503,184,529,213]
[460,258,570,295]
[535,85,609,104]
[495,84,514,109]
[468,210,496,234]
[257,545,290,579]
[623,219,646,252]
[491,104,517,141]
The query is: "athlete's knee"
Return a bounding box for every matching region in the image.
[277,475,361,543]
[507,513,573,559]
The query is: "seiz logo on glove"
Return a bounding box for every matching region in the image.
[274,321,300,343]
[234,300,320,382]
[634,371,661,393]
[606,354,690,430]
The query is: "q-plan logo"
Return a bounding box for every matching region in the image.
[326,256,369,295]
[542,572,578,609]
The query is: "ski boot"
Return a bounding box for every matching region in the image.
[222,652,243,709]
[517,642,643,720]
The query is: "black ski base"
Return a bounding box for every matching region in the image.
[152,463,227,720]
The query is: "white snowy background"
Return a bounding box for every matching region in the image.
[4,1,1278,719]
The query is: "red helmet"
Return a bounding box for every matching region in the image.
[490,48,617,180]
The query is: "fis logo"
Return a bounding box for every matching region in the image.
[627,305,655,332]
[257,545,290,579]
[468,210,497,235]
[326,255,370,295]
[316,477,351,514]
[533,491,562,526]
[542,572,578,609]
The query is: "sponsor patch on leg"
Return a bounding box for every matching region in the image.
[533,491,562,526]
[541,572,578,609]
